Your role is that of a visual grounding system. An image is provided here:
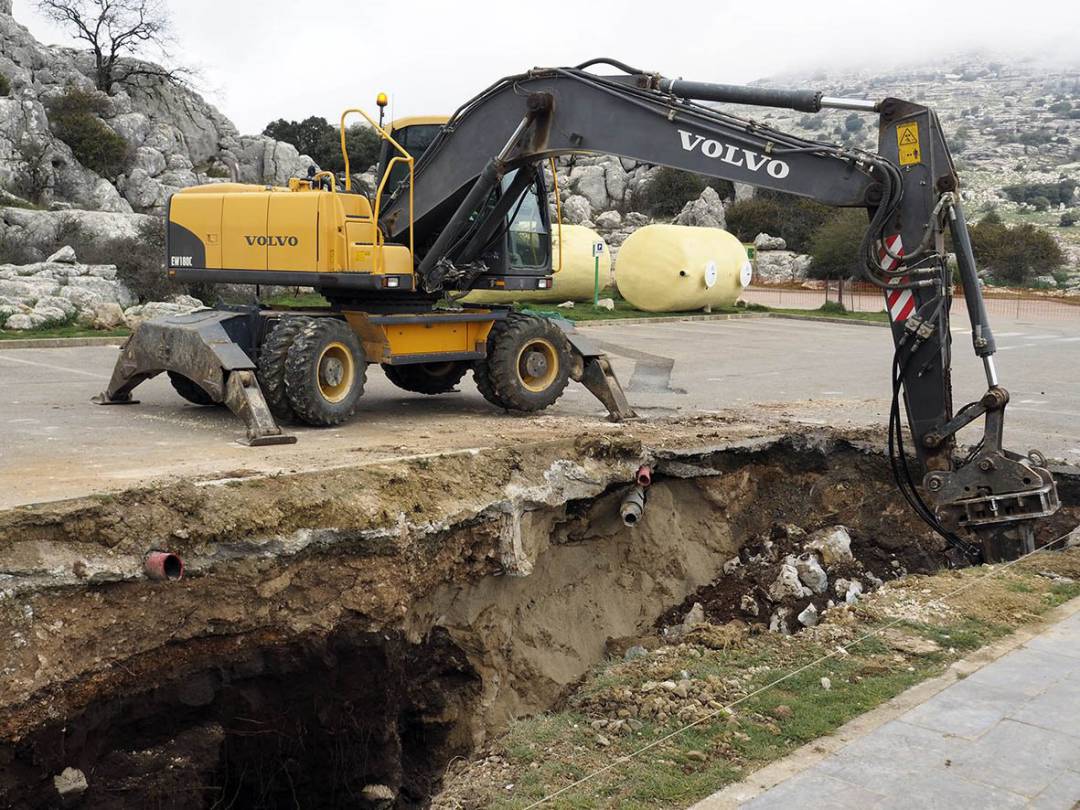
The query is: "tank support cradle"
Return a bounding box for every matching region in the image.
[92,310,296,447]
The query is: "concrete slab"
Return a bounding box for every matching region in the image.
[1029,769,1080,810]
[739,772,884,809]
[694,600,1080,810]
[948,719,1080,797]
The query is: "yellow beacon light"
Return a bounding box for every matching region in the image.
[376,92,389,127]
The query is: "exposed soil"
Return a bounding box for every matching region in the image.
[0,422,1076,809]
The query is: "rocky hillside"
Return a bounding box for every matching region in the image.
[0,0,1076,330]
[737,57,1080,214]
[0,1,312,216]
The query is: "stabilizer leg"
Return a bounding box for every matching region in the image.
[225,370,297,446]
[92,310,295,446]
[562,329,636,421]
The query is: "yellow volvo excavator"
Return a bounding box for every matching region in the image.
[97,59,1059,562]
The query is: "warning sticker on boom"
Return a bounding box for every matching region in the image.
[896,122,921,166]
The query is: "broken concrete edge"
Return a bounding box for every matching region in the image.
[689,593,1080,810]
[0,430,858,598]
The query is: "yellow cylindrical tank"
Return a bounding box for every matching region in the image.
[614,225,752,312]
[462,225,611,304]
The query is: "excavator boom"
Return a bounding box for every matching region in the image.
[376,59,1059,560]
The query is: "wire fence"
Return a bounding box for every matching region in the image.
[744,282,1080,321]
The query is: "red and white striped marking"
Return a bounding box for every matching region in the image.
[881,234,915,322]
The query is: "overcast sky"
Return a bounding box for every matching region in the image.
[12,0,1080,135]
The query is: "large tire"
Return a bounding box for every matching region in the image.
[167,371,217,406]
[257,316,312,422]
[284,318,366,426]
[382,361,470,395]
[474,313,571,412]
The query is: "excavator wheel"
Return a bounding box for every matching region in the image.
[257,316,313,422]
[167,371,217,406]
[474,313,571,412]
[382,361,470,395]
[284,317,366,426]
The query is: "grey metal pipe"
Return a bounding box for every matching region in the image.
[620,485,646,526]
[948,201,996,358]
[820,96,879,112]
[659,78,822,113]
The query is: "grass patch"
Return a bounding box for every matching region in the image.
[0,324,130,341]
[769,304,890,323]
[441,551,1080,809]
[521,297,744,322]
[263,291,330,309]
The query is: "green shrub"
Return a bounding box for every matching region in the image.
[968,219,1065,286]
[1060,212,1077,227]
[844,113,864,132]
[635,167,734,218]
[1002,180,1077,208]
[0,73,10,97]
[75,217,199,303]
[725,191,832,252]
[807,209,868,280]
[204,164,232,179]
[263,116,381,174]
[0,228,37,265]
[47,87,130,178]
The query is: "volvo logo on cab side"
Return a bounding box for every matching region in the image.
[678,129,791,179]
[244,235,300,247]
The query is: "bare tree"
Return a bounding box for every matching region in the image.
[35,0,184,92]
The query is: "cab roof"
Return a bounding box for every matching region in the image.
[388,115,450,132]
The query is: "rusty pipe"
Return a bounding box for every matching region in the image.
[620,485,647,527]
[144,551,184,581]
[636,465,653,488]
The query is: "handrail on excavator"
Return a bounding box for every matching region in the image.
[312,171,337,192]
[339,108,415,277]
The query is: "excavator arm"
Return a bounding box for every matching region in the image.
[379,59,1059,560]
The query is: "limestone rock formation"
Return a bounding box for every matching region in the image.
[0,6,314,215]
[0,255,134,329]
[754,250,812,285]
[672,186,726,229]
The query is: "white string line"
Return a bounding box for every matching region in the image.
[525,529,1076,808]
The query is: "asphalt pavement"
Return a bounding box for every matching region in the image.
[0,314,1077,507]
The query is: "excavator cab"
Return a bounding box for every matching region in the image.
[378,116,446,194]
[381,115,555,284]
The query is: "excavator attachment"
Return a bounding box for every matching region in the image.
[93,310,296,446]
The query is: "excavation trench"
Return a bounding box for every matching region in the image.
[1,433,1076,809]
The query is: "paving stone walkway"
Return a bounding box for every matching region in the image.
[706,607,1080,809]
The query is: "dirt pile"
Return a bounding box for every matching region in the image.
[657,517,938,638]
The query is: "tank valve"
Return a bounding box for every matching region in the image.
[144,551,184,581]
[620,485,647,527]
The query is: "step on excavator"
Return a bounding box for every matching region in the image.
[96,58,1059,561]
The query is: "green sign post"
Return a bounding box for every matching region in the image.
[592,240,604,307]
